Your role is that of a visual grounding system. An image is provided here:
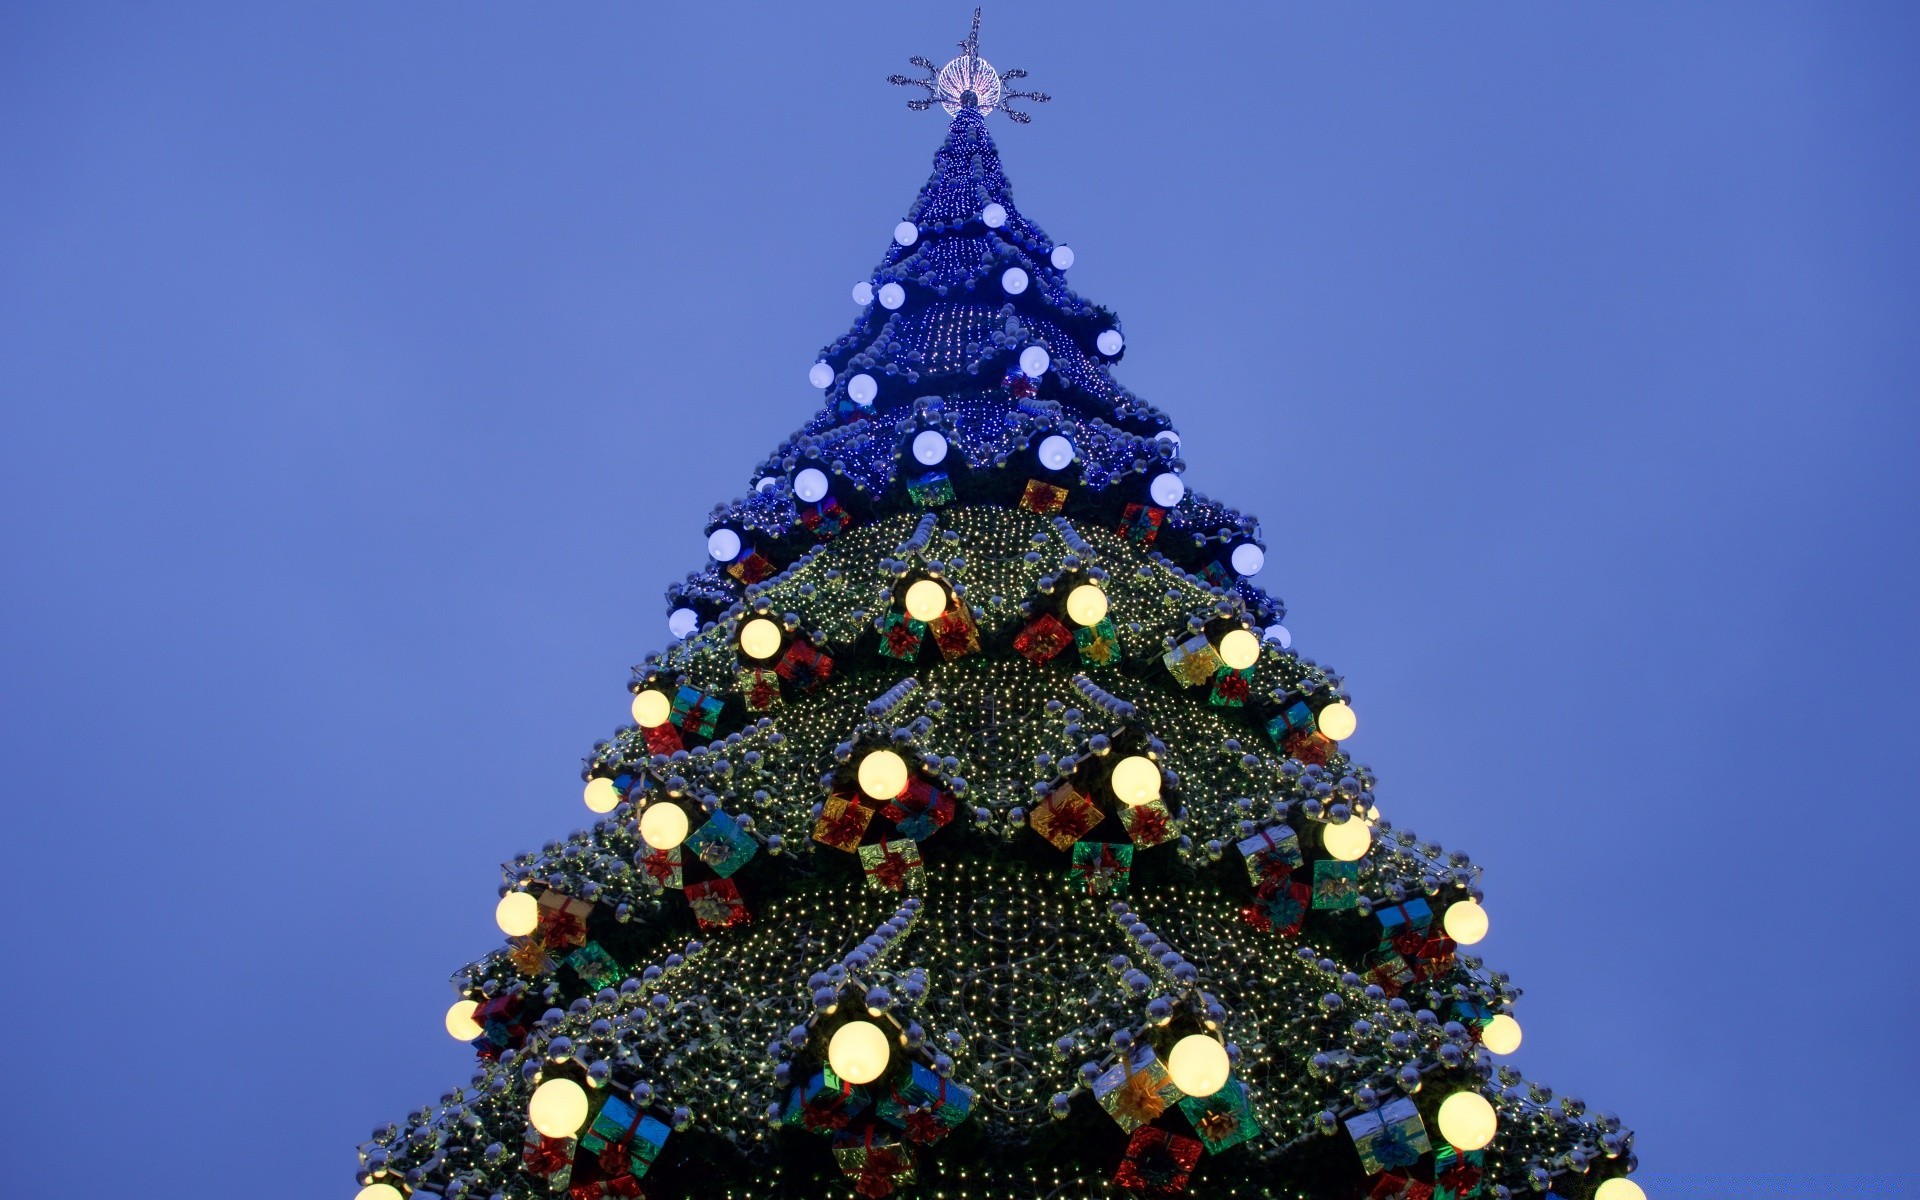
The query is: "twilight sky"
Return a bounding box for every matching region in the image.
[2,4,1916,1197]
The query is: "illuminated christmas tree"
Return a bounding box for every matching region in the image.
[353,16,1642,1200]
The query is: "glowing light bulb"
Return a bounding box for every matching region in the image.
[1443,898,1489,945]
[857,750,909,801]
[1218,628,1260,670]
[528,1077,590,1139]
[1316,701,1357,741]
[1594,1180,1647,1200]
[1110,755,1161,806]
[1096,329,1124,355]
[1481,1014,1522,1055]
[444,999,482,1041]
[827,1020,892,1085]
[639,802,690,851]
[981,202,1007,228]
[1037,434,1075,471]
[1322,816,1372,861]
[893,221,918,246]
[903,579,949,622]
[631,688,671,729]
[878,282,905,310]
[847,374,877,405]
[667,607,699,638]
[583,777,620,814]
[1065,584,1108,627]
[739,617,782,660]
[1230,543,1265,576]
[1149,472,1185,507]
[356,1186,404,1200]
[1436,1090,1498,1151]
[494,891,539,937]
[794,467,829,502]
[1050,245,1074,269]
[1019,345,1050,376]
[911,430,947,466]
[706,528,741,562]
[809,361,833,389]
[1001,266,1029,294]
[852,281,873,305]
[1166,1034,1231,1097]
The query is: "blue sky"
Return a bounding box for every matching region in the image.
[2,4,1916,1196]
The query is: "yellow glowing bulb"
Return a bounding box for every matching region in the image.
[1165,1034,1231,1097]
[1480,1014,1522,1055]
[827,1020,892,1085]
[739,617,783,660]
[1109,755,1162,806]
[583,777,620,814]
[1436,1090,1498,1151]
[494,891,539,937]
[857,749,909,801]
[1594,1180,1647,1200]
[1065,584,1108,626]
[356,1186,404,1200]
[527,1077,590,1139]
[1322,816,1372,861]
[1218,627,1260,671]
[639,803,690,851]
[631,688,671,728]
[903,579,949,622]
[1316,701,1357,741]
[1444,898,1489,945]
[444,999,482,1041]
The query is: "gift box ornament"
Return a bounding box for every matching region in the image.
[928,605,980,660]
[1266,699,1316,746]
[1013,613,1074,663]
[1120,797,1179,849]
[522,1127,577,1192]
[1198,561,1234,589]
[832,1126,917,1199]
[775,639,834,691]
[883,779,955,841]
[475,994,526,1049]
[1284,729,1334,766]
[794,1066,872,1131]
[1236,825,1303,886]
[875,1061,975,1144]
[669,685,724,739]
[1092,1045,1182,1132]
[1369,1174,1435,1200]
[508,936,557,976]
[876,611,926,661]
[1244,878,1310,935]
[1177,1079,1260,1154]
[1118,502,1168,547]
[642,722,684,756]
[1114,1125,1203,1195]
[814,793,875,852]
[1070,840,1134,895]
[1020,478,1067,514]
[1209,665,1253,707]
[1312,860,1361,910]
[799,496,850,539]
[686,810,757,878]
[859,839,926,893]
[637,845,683,889]
[579,1094,671,1178]
[1451,999,1494,1034]
[1394,932,1458,981]
[684,878,748,929]
[1376,898,1433,947]
[537,891,595,948]
[1075,616,1123,667]
[568,1174,645,1200]
[1345,1096,1433,1175]
[736,666,782,712]
[906,471,954,508]
[725,549,776,585]
[1433,1146,1486,1199]
[565,941,622,991]
[1004,368,1038,399]
[1162,634,1225,687]
[1029,782,1102,850]
[1364,951,1415,997]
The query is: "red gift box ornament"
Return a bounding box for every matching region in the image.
[1115,1126,1203,1195]
[1013,613,1073,663]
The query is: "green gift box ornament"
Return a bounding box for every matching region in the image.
[1313,859,1360,910]
[1177,1079,1260,1154]
[1069,840,1133,895]
[564,940,622,990]
[906,471,954,507]
[1074,617,1122,667]
[579,1093,670,1178]
[685,809,757,878]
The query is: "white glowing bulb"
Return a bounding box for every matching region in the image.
[356,1186,404,1200]
[858,749,909,801]
[444,999,482,1041]
[1263,623,1291,649]
[847,374,877,406]
[528,1077,590,1139]
[1065,584,1108,627]
[583,777,620,814]
[1436,1090,1498,1151]
[852,281,873,305]
[1037,435,1074,471]
[1149,472,1185,507]
[1019,345,1050,376]
[981,202,1007,228]
[903,579,950,623]
[707,528,742,562]
[739,617,783,660]
[495,891,539,937]
[1316,701,1357,741]
[1444,899,1489,946]
[911,430,948,466]
[1110,755,1161,806]
[667,607,699,639]
[1050,245,1074,269]
[1480,1014,1522,1055]
[1166,1034,1231,1097]
[1218,628,1261,671]
[1154,429,1180,450]
[893,221,918,246]
[1322,816,1372,862]
[631,688,670,729]
[756,476,777,492]
[794,467,830,502]
[639,802,690,851]
[1594,1180,1647,1200]
[1097,329,1124,355]
[1001,267,1029,294]
[878,282,905,310]
[809,361,834,389]
[1230,543,1266,576]
[827,1020,892,1085]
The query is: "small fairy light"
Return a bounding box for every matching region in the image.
[494,891,539,937]
[1316,701,1357,741]
[1322,816,1372,862]
[583,777,620,814]
[1217,628,1260,671]
[1443,898,1489,945]
[903,579,950,622]
[640,803,690,851]
[808,361,833,389]
[631,688,670,728]
[527,1077,590,1139]
[1594,1181,1647,1200]
[1436,1090,1498,1151]
[893,221,918,246]
[1065,584,1107,626]
[356,1186,403,1200]
[1037,435,1074,471]
[443,999,482,1041]
[1001,266,1029,294]
[738,617,783,660]
[1165,1034,1231,1097]
[1109,755,1161,806]
[857,749,909,801]
[1481,1014,1522,1055]
[827,1020,892,1085]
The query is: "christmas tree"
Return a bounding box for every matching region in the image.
[353,17,1641,1200]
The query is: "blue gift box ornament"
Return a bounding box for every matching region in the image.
[1344,1095,1432,1175]
[876,1061,975,1142]
[578,1094,671,1177]
[685,810,757,878]
[1266,699,1316,747]
[1375,897,1433,945]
